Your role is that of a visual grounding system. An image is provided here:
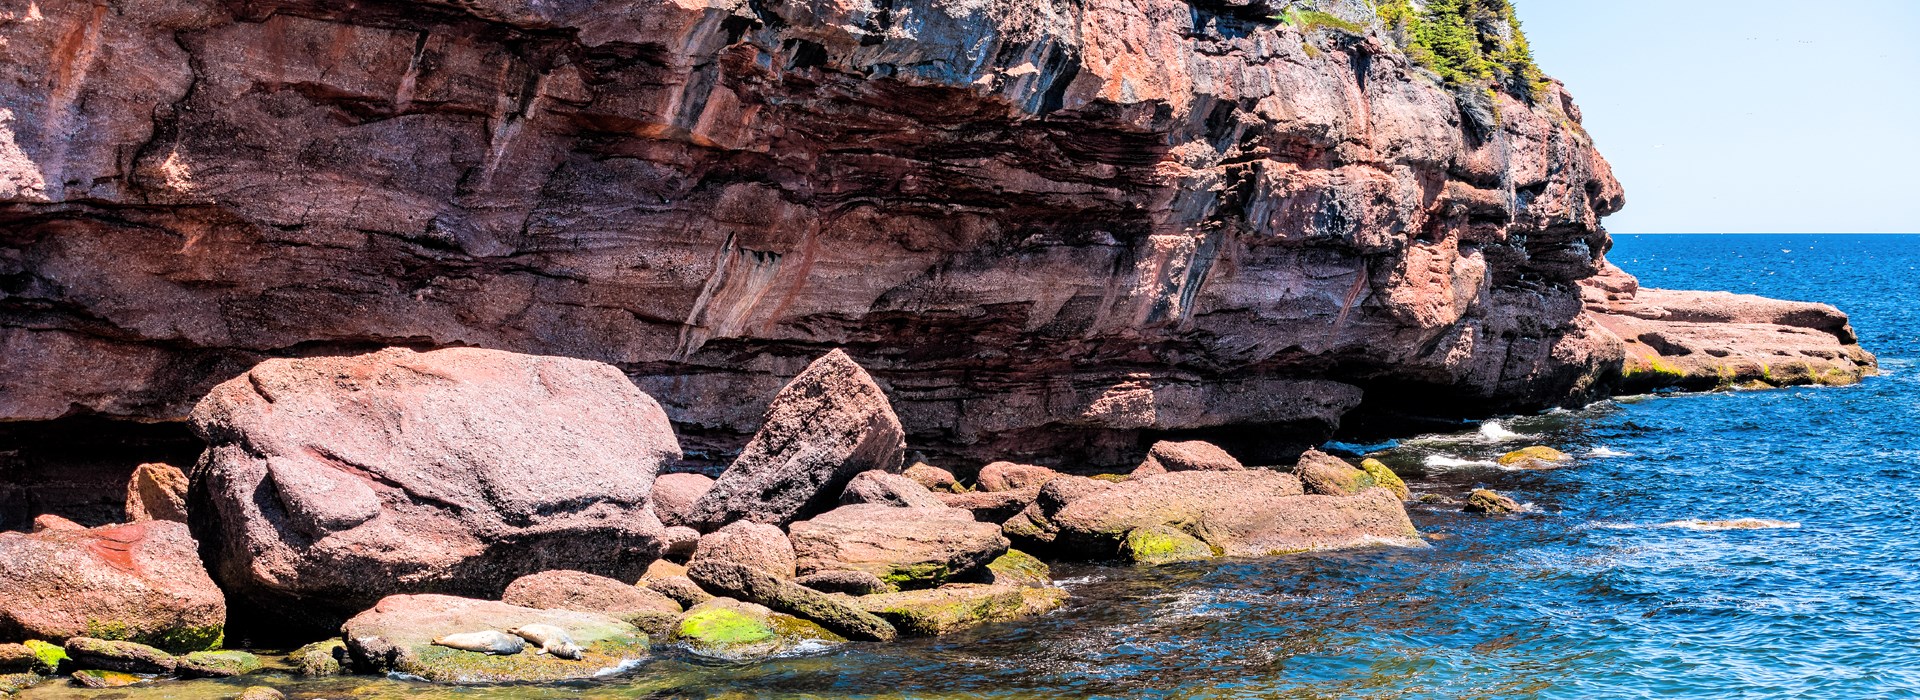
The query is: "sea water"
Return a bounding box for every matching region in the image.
[21,235,1919,699]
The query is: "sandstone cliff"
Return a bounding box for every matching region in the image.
[0,0,1867,471]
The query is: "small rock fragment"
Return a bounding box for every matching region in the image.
[125,462,190,523]
[903,463,962,493]
[1497,446,1572,469]
[1464,489,1522,514]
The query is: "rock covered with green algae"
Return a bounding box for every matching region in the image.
[671,599,846,662]
[0,521,225,652]
[1464,489,1522,515]
[853,584,1069,637]
[1293,450,1374,496]
[177,649,262,678]
[1121,526,1216,565]
[21,641,64,674]
[1359,459,1411,500]
[686,560,897,642]
[981,550,1052,587]
[63,637,176,674]
[289,639,344,677]
[340,594,649,684]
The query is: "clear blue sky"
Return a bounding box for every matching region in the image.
[1516,1,1920,233]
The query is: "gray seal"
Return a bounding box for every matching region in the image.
[430,630,525,655]
[508,623,585,660]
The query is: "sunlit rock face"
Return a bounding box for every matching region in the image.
[0,0,1628,467]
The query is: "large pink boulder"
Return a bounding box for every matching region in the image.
[0,521,226,651]
[684,350,906,530]
[188,347,681,631]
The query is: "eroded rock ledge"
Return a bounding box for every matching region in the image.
[0,0,1870,471]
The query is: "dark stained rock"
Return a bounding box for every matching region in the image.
[0,645,30,673]
[501,570,683,634]
[290,639,344,677]
[795,570,891,596]
[124,462,189,523]
[62,638,175,674]
[1132,441,1245,478]
[0,521,225,651]
[685,560,896,642]
[684,351,906,530]
[853,584,1068,636]
[789,505,1008,589]
[902,464,961,493]
[975,462,1060,493]
[651,474,715,529]
[341,594,649,684]
[187,347,680,632]
[938,486,1044,524]
[1464,489,1522,515]
[840,470,946,509]
[688,522,797,580]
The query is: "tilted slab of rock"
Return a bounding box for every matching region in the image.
[0,521,224,651]
[686,560,897,642]
[341,594,649,684]
[1021,469,1420,558]
[789,505,1008,589]
[841,470,946,509]
[685,350,906,530]
[2,0,1656,472]
[1583,263,1877,391]
[501,570,683,635]
[188,347,681,631]
[854,584,1069,637]
[938,485,1046,524]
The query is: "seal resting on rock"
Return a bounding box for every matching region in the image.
[508,624,585,660]
[430,631,525,656]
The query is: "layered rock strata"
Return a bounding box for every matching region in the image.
[0,0,1730,472]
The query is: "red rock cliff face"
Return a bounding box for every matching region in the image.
[1,0,1628,466]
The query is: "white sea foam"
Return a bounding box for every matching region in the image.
[1588,446,1633,458]
[1478,421,1524,441]
[1054,574,1106,587]
[1590,518,1799,532]
[1424,455,1497,470]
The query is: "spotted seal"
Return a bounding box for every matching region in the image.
[508,624,585,660]
[430,630,525,655]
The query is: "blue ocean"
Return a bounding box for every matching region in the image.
[26,234,1917,699]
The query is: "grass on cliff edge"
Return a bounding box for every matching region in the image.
[1375,0,1552,101]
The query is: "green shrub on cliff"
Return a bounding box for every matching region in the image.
[1375,0,1550,100]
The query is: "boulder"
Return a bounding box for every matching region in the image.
[685,560,896,642]
[124,463,190,523]
[979,550,1052,588]
[790,506,1008,589]
[1120,525,1216,565]
[1002,476,1115,547]
[1497,446,1572,469]
[795,570,891,596]
[290,639,344,676]
[1132,440,1244,477]
[187,347,681,631]
[688,521,797,579]
[937,486,1043,523]
[903,463,962,493]
[62,638,174,674]
[671,598,845,662]
[1028,470,1422,558]
[840,470,946,509]
[341,594,650,684]
[1359,459,1411,500]
[0,645,31,673]
[1464,489,1522,514]
[853,584,1069,636]
[684,350,906,530]
[177,650,261,678]
[975,462,1059,493]
[651,473,715,529]
[1293,450,1373,496]
[0,521,225,651]
[501,570,683,634]
[661,526,701,562]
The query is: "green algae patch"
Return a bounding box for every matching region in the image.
[985,549,1052,588]
[881,561,957,589]
[673,602,844,661]
[83,619,223,653]
[179,650,262,678]
[289,639,344,677]
[678,608,775,648]
[1121,525,1216,566]
[21,641,65,674]
[1359,459,1410,500]
[857,585,1069,637]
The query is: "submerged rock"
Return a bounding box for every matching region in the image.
[1497,446,1572,469]
[62,638,175,674]
[840,470,946,509]
[1464,489,1523,515]
[124,462,190,524]
[685,351,907,530]
[651,474,716,530]
[0,521,225,651]
[854,584,1069,637]
[68,669,149,689]
[188,347,681,631]
[341,594,649,684]
[1121,525,1216,565]
[177,650,261,678]
[671,599,845,661]
[289,639,344,677]
[236,687,286,700]
[790,505,1008,589]
[0,672,44,694]
[501,570,683,635]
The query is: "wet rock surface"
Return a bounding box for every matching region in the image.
[670,598,845,662]
[340,594,650,684]
[187,347,680,631]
